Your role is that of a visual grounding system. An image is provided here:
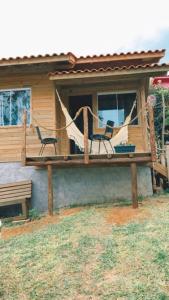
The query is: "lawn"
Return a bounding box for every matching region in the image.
[1,197,169,300]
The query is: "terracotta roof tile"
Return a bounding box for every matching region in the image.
[0,52,75,62]
[78,49,165,59]
[49,63,169,77]
[0,52,77,67]
[0,49,166,69]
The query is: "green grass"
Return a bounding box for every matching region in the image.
[1,198,169,299]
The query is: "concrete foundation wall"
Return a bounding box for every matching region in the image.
[0,163,153,213]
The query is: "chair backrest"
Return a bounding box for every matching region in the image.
[35,126,42,141]
[105,120,114,138]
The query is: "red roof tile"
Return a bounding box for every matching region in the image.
[0,52,77,66]
[49,63,169,77]
[0,52,76,61]
[78,49,165,60]
[0,49,166,70]
[0,49,165,65]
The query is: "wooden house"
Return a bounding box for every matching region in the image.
[0,49,168,215]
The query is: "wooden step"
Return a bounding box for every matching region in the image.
[152,162,168,178]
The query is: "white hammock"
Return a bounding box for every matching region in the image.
[56,90,134,154]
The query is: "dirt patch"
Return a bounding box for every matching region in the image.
[1,207,83,240]
[1,215,59,240]
[0,202,155,240]
[101,206,149,225]
[60,207,82,216]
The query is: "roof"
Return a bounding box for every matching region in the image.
[77,49,165,63]
[0,52,76,67]
[0,49,165,67]
[48,49,169,80]
[0,49,168,80]
[49,63,169,80]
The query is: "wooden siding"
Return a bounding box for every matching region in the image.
[0,74,57,162]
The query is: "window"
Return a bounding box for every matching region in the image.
[98,91,137,127]
[0,88,31,126]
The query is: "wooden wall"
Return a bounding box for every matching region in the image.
[0,75,149,162]
[0,74,57,162]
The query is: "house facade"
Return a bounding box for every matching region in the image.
[0,49,168,214]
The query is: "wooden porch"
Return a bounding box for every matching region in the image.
[20,103,164,215]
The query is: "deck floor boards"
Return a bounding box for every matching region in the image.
[25,152,152,167]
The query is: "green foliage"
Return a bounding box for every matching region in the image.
[151,87,169,146]
[29,208,41,220]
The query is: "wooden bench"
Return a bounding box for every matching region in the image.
[0,180,32,220]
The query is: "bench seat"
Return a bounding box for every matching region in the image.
[0,180,32,220]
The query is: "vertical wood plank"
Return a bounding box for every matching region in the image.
[147,104,157,162]
[162,92,165,152]
[131,162,138,208]
[140,80,149,151]
[83,107,89,164]
[47,164,53,215]
[22,110,27,166]
[21,199,28,219]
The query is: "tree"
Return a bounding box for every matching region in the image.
[150,86,169,149]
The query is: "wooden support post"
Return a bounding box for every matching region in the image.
[162,92,165,153]
[147,104,157,162]
[47,164,53,216]
[131,162,138,208]
[83,107,89,164]
[166,144,169,180]
[22,110,27,166]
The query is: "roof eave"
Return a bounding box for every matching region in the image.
[77,50,166,64]
[49,66,169,81]
[0,53,77,67]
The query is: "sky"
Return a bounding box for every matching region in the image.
[0,0,169,61]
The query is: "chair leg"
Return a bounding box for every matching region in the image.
[109,140,114,153]
[39,144,44,156]
[98,140,101,154]
[54,143,56,155]
[90,140,93,154]
[41,144,46,155]
[103,140,108,154]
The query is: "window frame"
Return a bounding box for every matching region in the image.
[0,87,31,127]
[97,90,138,128]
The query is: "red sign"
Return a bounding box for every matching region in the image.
[152,76,169,88]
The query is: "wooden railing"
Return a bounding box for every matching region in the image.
[22,110,27,166]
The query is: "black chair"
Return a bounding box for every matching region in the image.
[90,120,114,154]
[35,126,58,156]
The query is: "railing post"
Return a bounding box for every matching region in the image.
[83,107,89,164]
[147,104,157,162]
[22,110,27,165]
[166,144,169,180]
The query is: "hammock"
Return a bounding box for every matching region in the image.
[56,90,135,154]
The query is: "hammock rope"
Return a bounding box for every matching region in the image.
[32,106,84,132]
[32,91,139,132]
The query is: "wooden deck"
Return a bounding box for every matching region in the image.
[26,152,152,167]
